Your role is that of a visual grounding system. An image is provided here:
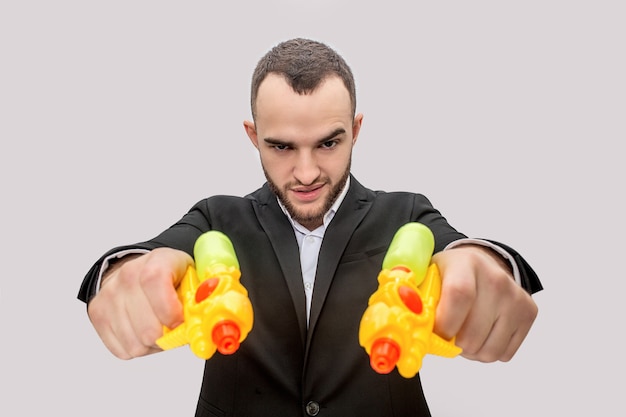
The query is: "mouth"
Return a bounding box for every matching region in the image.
[291,183,325,202]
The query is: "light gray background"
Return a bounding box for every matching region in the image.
[1,1,624,415]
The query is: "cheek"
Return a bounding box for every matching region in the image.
[322,151,351,176]
[260,153,291,178]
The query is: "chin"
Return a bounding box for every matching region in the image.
[293,208,323,223]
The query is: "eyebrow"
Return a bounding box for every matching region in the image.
[263,127,347,147]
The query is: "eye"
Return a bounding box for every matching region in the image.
[272,144,290,151]
[320,140,338,149]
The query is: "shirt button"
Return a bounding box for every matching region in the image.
[305,401,320,416]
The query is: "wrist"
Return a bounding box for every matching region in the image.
[444,238,521,286]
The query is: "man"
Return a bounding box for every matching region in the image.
[78,38,542,416]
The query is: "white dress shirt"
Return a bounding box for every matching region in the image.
[277,177,351,323]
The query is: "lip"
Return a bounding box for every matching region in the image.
[291,184,325,202]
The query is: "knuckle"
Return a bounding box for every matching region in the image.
[139,326,163,347]
[455,331,476,351]
[464,347,500,363]
[512,292,539,323]
[114,350,133,361]
[115,266,138,288]
[528,299,539,319]
[87,300,108,325]
[481,266,512,293]
[458,339,482,357]
[521,303,538,324]
[138,262,165,287]
[127,343,150,359]
[445,277,476,303]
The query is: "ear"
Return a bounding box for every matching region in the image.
[351,113,364,145]
[243,120,259,149]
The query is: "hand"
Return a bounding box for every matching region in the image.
[87,248,193,359]
[432,245,538,363]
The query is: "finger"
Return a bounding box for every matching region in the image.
[88,290,147,359]
[433,261,477,341]
[460,312,522,362]
[498,294,538,361]
[461,287,538,362]
[453,279,501,356]
[458,316,506,362]
[88,298,130,359]
[95,258,164,358]
[140,248,192,329]
[501,323,532,361]
[124,284,167,353]
[109,306,151,358]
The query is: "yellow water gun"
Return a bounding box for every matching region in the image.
[156,230,254,360]
[358,222,462,378]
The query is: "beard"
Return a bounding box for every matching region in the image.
[264,162,351,229]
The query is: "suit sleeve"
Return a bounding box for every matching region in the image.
[486,239,543,294]
[77,199,212,304]
[410,193,543,295]
[77,243,165,304]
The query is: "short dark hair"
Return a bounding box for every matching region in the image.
[250,38,356,120]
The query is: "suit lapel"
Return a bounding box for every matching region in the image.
[306,177,373,342]
[251,178,375,350]
[252,184,308,346]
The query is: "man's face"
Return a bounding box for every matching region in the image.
[244,74,363,230]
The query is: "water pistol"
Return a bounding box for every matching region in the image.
[156,230,254,360]
[358,222,462,378]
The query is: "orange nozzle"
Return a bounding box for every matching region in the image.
[370,338,400,374]
[212,320,241,355]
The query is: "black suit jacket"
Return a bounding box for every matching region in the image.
[78,176,542,417]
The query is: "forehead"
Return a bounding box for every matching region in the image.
[254,74,353,130]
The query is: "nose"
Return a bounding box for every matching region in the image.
[293,151,321,186]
